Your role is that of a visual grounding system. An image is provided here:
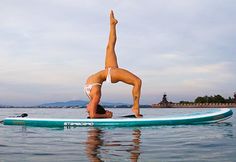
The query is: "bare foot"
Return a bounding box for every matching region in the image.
[110,10,118,25]
[132,107,143,118]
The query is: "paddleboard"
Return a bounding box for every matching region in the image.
[3,108,233,127]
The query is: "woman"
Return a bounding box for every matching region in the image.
[84,10,142,118]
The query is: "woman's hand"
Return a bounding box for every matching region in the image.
[105,110,113,118]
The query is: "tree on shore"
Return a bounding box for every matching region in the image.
[194,94,234,103]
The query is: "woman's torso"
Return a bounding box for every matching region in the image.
[86,70,106,84]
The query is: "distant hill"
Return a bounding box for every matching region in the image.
[0,104,14,108]
[0,101,150,108]
[39,100,88,107]
[38,100,129,107]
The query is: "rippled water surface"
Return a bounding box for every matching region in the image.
[0,108,235,162]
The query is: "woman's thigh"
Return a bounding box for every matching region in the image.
[111,68,139,85]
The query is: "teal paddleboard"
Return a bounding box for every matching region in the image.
[3,108,233,127]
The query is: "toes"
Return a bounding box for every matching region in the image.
[110,10,114,17]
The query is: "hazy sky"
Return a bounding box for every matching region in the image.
[0,0,235,106]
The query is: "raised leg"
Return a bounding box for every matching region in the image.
[105,10,119,68]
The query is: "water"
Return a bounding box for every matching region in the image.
[0,108,235,162]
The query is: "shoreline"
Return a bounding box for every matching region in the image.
[152,103,236,108]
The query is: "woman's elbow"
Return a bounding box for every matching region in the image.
[89,113,96,119]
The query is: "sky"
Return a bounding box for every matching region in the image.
[0,0,236,106]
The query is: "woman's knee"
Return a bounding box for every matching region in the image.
[134,78,142,88]
[106,45,114,51]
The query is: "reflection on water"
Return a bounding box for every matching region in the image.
[209,122,234,138]
[86,128,104,162]
[210,122,232,127]
[130,129,141,162]
[85,128,141,162]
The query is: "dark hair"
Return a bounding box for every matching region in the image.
[96,104,106,114]
[87,104,106,119]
